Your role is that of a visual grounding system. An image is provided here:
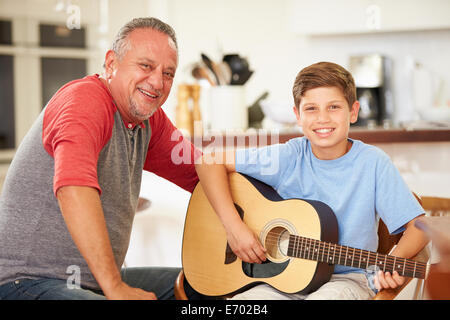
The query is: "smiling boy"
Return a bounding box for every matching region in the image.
[194,61,428,299]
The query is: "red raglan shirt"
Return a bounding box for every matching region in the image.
[0,74,201,290]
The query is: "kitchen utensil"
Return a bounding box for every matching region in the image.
[248,91,269,128]
[233,70,253,85]
[217,61,232,85]
[192,64,216,86]
[201,53,223,85]
[223,54,253,85]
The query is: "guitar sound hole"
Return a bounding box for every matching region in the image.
[242,225,291,278]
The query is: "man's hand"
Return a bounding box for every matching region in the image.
[374,270,405,291]
[104,281,157,300]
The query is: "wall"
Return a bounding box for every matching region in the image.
[165,0,450,125]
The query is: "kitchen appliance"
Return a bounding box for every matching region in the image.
[349,54,393,127]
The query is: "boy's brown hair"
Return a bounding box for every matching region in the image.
[292,61,356,109]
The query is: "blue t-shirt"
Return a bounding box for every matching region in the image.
[235,137,424,274]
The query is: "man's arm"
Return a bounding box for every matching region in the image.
[194,150,266,264]
[375,214,429,290]
[56,185,156,300]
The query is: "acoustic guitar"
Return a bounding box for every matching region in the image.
[181,172,428,296]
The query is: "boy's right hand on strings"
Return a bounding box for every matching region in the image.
[225,220,267,264]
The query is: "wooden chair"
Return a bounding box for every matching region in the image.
[415,196,450,299]
[420,196,450,217]
[175,194,430,300]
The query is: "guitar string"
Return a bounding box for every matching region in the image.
[262,232,425,269]
[260,234,426,275]
[260,245,426,277]
[262,234,426,273]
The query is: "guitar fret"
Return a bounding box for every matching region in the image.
[303,238,308,259]
[326,242,330,263]
[358,249,362,269]
[315,239,319,261]
[321,243,325,262]
[383,255,387,272]
[294,236,298,258]
[290,236,294,257]
[322,241,326,262]
[289,235,294,257]
[308,238,312,260]
[330,244,335,264]
[351,247,355,267]
[311,238,317,261]
[402,257,406,276]
[302,237,305,259]
[344,246,347,266]
[302,237,306,259]
[338,245,342,266]
[301,237,305,259]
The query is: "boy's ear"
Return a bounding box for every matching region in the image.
[293,106,301,123]
[350,101,360,124]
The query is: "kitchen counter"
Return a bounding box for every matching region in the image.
[194,127,450,148]
[346,127,450,144]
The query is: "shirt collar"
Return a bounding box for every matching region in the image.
[123,120,146,130]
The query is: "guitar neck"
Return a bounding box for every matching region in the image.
[287,235,426,279]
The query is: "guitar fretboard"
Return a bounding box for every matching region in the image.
[287,235,426,279]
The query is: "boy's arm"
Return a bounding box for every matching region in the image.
[375,214,429,290]
[194,150,266,263]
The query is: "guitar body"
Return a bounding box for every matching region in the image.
[182,172,338,297]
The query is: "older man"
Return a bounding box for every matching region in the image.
[0,17,201,300]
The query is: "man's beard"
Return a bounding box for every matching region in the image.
[128,97,157,121]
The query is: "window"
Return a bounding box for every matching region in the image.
[39,23,86,48]
[0,20,12,45]
[0,55,15,149]
[0,10,99,154]
[41,57,87,106]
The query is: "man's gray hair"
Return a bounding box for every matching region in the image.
[111,17,178,59]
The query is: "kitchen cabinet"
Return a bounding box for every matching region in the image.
[289,0,450,35]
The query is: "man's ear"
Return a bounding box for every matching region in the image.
[103,50,117,79]
[350,101,360,124]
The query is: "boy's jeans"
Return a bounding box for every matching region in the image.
[0,267,201,300]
